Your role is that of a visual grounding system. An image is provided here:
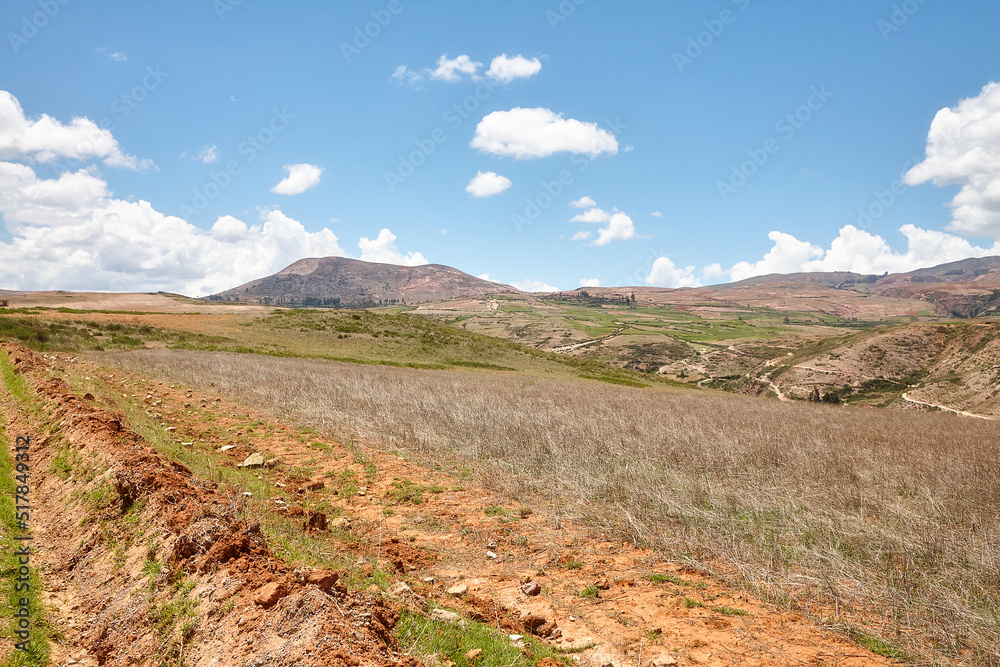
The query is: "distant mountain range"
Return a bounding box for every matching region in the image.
[210,257,518,306]
[209,255,1000,317]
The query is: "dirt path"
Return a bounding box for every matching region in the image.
[901,392,994,420]
[551,325,625,353]
[0,347,900,667]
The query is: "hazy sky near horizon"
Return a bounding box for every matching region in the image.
[2,1,1000,295]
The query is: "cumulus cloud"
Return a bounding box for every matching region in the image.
[486,54,542,83]
[645,257,701,288]
[568,198,638,246]
[729,231,825,282]
[358,228,428,266]
[470,107,618,159]
[651,211,663,218]
[182,145,218,164]
[511,278,558,292]
[477,273,491,281]
[0,161,347,294]
[0,90,153,171]
[579,278,600,287]
[465,170,511,197]
[904,81,1000,238]
[430,54,483,81]
[271,163,323,195]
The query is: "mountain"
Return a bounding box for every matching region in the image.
[210,257,518,305]
[706,257,1000,318]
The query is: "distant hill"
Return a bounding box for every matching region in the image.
[211,257,518,306]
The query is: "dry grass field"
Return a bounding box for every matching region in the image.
[103,349,1000,664]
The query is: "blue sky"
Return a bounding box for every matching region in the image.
[2,0,1000,294]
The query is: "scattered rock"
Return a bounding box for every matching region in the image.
[242,491,252,497]
[305,569,339,591]
[254,581,288,608]
[431,609,465,626]
[238,452,265,468]
[509,634,524,643]
[303,511,327,532]
[650,655,678,667]
[465,649,482,661]
[446,584,468,596]
[388,581,412,596]
[422,577,436,584]
[486,551,497,559]
[521,581,542,596]
[264,458,279,468]
[306,480,325,491]
[594,577,611,590]
[330,517,351,530]
[219,445,237,452]
[536,659,562,667]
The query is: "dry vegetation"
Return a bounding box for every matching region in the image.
[103,349,1000,664]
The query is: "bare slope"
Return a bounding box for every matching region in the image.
[212,257,518,305]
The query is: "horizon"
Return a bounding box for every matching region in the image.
[3,2,1000,296]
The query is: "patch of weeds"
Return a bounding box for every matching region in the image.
[846,628,909,661]
[713,606,747,616]
[683,598,706,609]
[564,560,583,570]
[483,506,506,517]
[395,607,570,667]
[335,470,360,498]
[387,479,425,505]
[579,585,598,599]
[427,485,445,494]
[646,573,690,586]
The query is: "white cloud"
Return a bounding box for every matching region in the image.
[570,196,596,209]
[645,257,701,288]
[568,198,638,246]
[593,212,638,246]
[358,228,428,266]
[570,207,611,223]
[486,54,542,83]
[702,263,724,281]
[0,90,153,171]
[579,278,600,287]
[477,273,491,281]
[431,54,482,81]
[726,225,1000,283]
[904,81,1000,238]
[271,163,323,195]
[729,231,824,282]
[511,278,558,292]
[0,161,347,295]
[182,145,218,164]
[109,51,128,62]
[465,170,511,197]
[439,228,449,235]
[651,211,663,218]
[470,107,618,159]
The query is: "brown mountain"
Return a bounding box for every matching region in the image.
[211,257,518,305]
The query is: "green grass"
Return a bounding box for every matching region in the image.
[845,627,909,661]
[396,607,569,667]
[0,353,51,665]
[645,573,691,586]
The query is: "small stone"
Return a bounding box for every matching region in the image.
[388,581,412,596]
[594,577,611,590]
[650,655,678,667]
[465,649,482,661]
[422,577,436,584]
[486,551,497,559]
[305,570,339,591]
[431,608,463,625]
[165,426,176,432]
[238,453,265,468]
[330,517,351,530]
[254,582,288,608]
[306,480,325,491]
[220,445,237,452]
[242,491,252,497]
[509,634,524,643]
[446,584,467,596]
[521,581,542,596]
[264,458,279,468]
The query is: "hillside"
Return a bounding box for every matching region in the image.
[211,257,518,306]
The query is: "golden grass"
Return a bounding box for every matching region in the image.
[104,349,1000,664]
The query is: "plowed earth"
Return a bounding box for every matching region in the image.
[0,345,897,666]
